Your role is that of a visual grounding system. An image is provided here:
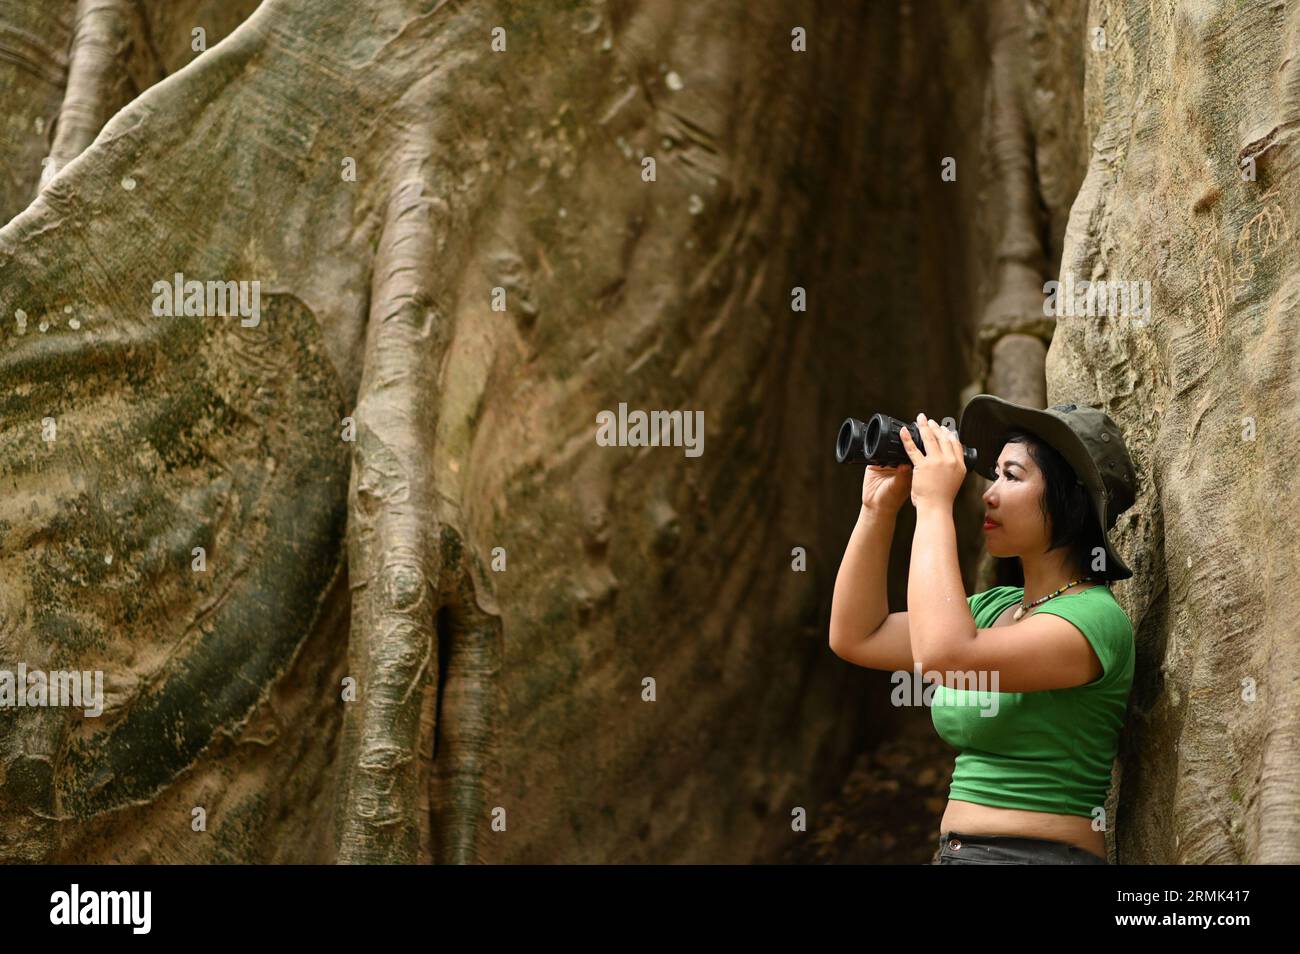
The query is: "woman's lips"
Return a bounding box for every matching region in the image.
[982,519,1000,530]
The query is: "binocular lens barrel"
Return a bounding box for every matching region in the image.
[836,413,978,470]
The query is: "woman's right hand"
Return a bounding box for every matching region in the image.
[861,462,912,513]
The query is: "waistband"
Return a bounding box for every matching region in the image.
[938,829,1108,861]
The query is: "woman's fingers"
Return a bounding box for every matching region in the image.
[934,418,967,471]
[899,423,922,463]
[907,413,963,468]
[928,417,955,464]
[950,422,967,469]
[914,414,964,469]
[918,414,942,461]
[941,419,964,467]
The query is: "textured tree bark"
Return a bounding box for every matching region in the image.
[0,3,74,220]
[337,156,471,864]
[1050,0,1300,864]
[965,0,1087,593]
[43,0,159,186]
[0,0,1295,865]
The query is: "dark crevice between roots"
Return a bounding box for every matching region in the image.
[423,526,502,865]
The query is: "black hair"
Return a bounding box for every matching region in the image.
[998,427,1110,581]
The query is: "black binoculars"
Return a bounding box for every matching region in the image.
[836,413,979,469]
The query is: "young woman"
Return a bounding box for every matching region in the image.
[829,396,1138,865]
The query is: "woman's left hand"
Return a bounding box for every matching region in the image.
[899,412,967,509]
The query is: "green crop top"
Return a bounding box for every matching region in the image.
[929,585,1135,818]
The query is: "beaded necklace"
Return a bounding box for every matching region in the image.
[1012,576,1097,621]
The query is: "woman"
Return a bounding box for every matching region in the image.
[828,395,1138,865]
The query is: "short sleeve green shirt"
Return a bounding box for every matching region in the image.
[929,585,1135,817]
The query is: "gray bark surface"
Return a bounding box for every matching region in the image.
[0,0,1293,864]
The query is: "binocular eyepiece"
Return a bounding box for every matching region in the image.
[836,414,979,469]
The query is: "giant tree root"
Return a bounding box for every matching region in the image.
[0,0,504,863]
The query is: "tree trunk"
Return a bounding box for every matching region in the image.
[0,0,1294,864]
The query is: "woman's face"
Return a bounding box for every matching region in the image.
[980,441,1048,558]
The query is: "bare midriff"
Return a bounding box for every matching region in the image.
[939,799,1107,859]
[937,581,1109,862]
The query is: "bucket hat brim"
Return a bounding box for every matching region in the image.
[958,394,1135,582]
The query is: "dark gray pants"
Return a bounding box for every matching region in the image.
[931,830,1110,865]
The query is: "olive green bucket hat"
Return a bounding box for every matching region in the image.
[958,394,1138,581]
